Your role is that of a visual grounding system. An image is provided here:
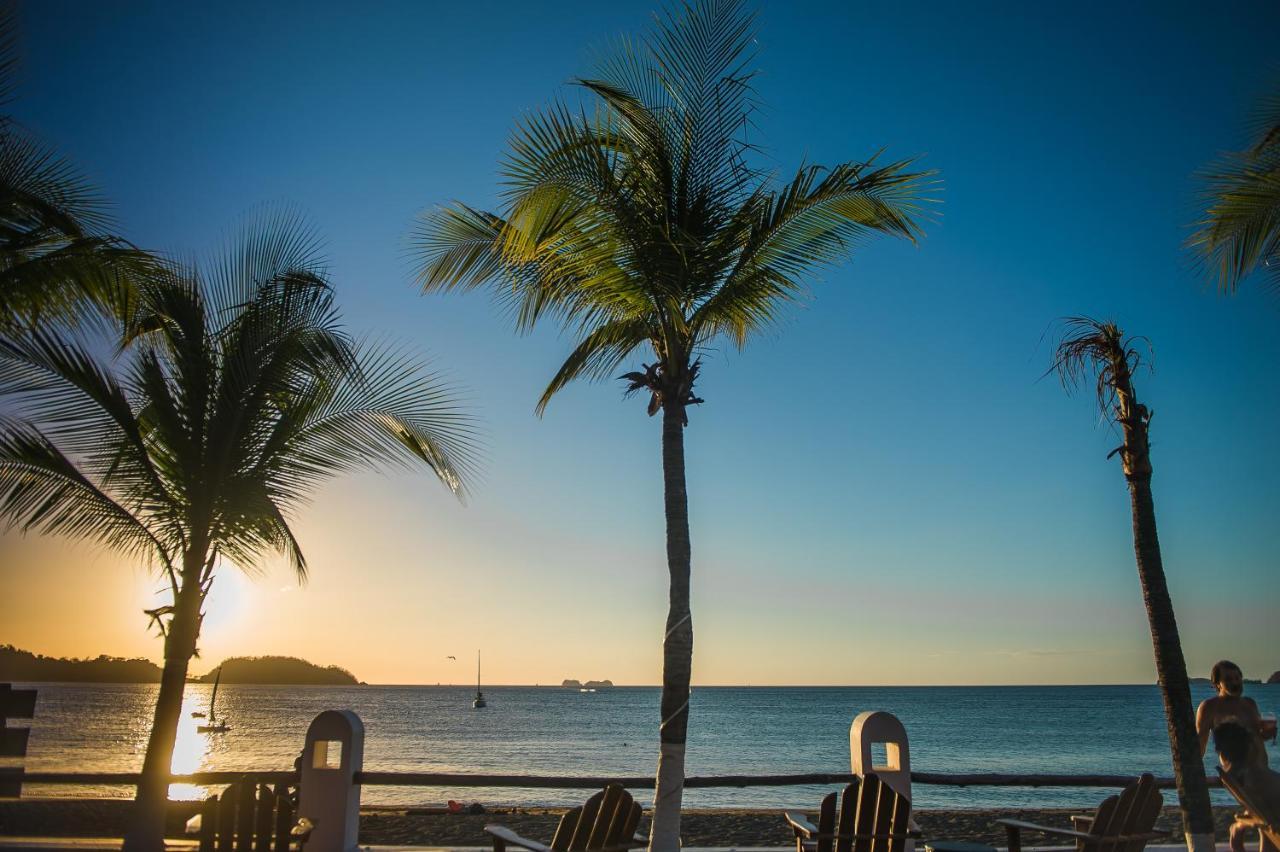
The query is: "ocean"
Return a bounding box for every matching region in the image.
[14,682,1279,809]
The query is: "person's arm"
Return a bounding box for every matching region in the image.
[1196,700,1212,757]
[1245,697,1263,733]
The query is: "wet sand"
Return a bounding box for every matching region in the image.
[0,800,1246,847]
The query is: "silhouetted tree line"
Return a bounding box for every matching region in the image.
[0,644,162,682]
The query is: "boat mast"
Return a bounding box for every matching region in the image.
[209,666,221,723]
[476,650,481,694]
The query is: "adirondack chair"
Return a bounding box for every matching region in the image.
[1218,767,1280,851]
[485,784,646,852]
[995,773,1167,852]
[189,780,313,852]
[783,772,920,852]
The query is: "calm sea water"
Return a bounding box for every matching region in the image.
[13,682,1279,809]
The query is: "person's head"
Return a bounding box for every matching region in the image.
[1211,660,1244,696]
[1213,722,1253,769]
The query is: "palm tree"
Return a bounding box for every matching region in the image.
[1189,86,1280,295]
[0,4,154,327]
[411,2,934,846]
[1051,317,1214,852]
[0,213,480,852]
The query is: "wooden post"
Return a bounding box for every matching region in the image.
[851,711,913,852]
[0,684,37,797]
[298,710,364,852]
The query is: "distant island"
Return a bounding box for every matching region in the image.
[1269,671,1280,685]
[0,645,361,685]
[0,644,162,683]
[198,656,360,685]
[561,679,614,690]
[1189,676,1262,685]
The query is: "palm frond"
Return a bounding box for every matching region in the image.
[1049,316,1151,419]
[268,340,481,502]
[1189,84,1280,295]
[0,417,173,581]
[536,316,653,414]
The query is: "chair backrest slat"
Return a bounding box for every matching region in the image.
[570,789,606,851]
[1080,793,1120,852]
[586,784,624,848]
[552,806,584,852]
[815,790,839,852]
[619,800,643,847]
[199,795,219,852]
[234,782,257,852]
[598,786,639,849]
[851,774,882,852]
[254,784,277,852]
[834,781,858,852]
[886,783,911,852]
[273,784,295,852]
[217,786,238,852]
[1123,782,1162,852]
[869,775,899,852]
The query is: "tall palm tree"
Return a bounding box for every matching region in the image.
[411,2,934,846]
[0,3,154,327]
[1189,86,1280,295]
[0,213,480,852]
[1051,317,1214,852]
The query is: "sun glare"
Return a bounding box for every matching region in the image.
[168,694,213,801]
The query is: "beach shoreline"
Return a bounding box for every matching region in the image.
[0,800,1247,847]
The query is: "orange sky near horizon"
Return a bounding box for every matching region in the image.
[4,471,1274,688]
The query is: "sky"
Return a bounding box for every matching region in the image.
[1,0,1278,686]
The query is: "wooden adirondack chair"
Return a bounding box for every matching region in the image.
[783,772,919,852]
[996,773,1167,852]
[1218,767,1280,851]
[485,784,646,852]
[191,780,312,852]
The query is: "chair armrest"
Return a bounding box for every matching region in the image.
[995,819,1096,841]
[785,811,820,837]
[1071,816,1094,830]
[485,824,552,852]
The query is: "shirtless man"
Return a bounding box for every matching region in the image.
[1198,660,1267,765]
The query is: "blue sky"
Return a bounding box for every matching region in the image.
[2,0,1277,685]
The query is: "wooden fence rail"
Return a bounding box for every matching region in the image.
[19,770,1222,790]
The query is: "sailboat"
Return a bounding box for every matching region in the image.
[197,666,230,733]
[472,650,486,709]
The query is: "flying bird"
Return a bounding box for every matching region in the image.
[446,656,456,660]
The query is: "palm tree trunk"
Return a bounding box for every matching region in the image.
[1126,475,1215,852]
[649,401,694,852]
[123,576,202,852]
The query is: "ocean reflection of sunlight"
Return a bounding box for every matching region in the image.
[169,693,212,801]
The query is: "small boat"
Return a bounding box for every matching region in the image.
[579,688,596,693]
[472,650,486,709]
[197,666,230,733]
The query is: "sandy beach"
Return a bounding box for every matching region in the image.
[0,800,1247,847]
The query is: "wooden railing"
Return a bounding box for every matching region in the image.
[19,770,1222,790]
